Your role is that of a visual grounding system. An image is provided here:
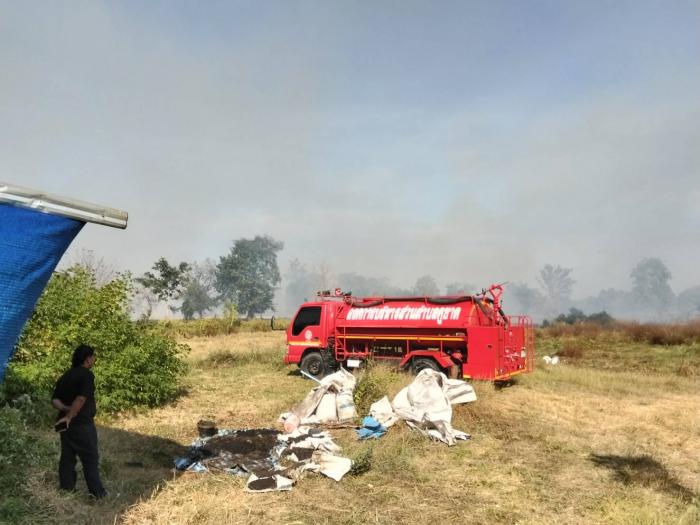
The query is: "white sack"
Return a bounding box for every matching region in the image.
[320,367,356,391]
[284,368,357,425]
[369,396,399,428]
[391,369,475,446]
[313,452,352,482]
[445,379,478,405]
[316,393,338,422]
[336,389,356,421]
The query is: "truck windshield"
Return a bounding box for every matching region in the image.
[292,306,321,335]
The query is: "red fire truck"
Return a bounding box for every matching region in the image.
[284,284,534,381]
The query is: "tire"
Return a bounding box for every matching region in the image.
[300,351,326,379]
[412,357,442,374]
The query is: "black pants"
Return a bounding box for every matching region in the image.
[59,421,106,497]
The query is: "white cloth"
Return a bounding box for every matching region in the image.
[390,369,476,446]
[301,452,353,482]
[369,396,399,428]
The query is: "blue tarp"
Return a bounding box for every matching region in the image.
[0,204,84,380]
[356,416,387,440]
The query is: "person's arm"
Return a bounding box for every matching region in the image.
[56,396,87,428]
[52,398,69,412]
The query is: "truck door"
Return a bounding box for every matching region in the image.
[289,306,323,350]
[464,327,499,380]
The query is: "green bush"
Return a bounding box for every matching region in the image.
[0,406,52,522]
[353,362,404,417]
[349,443,374,476]
[542,308,614,327]
[3,266,188,413]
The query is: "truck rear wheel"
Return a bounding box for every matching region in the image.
[412,357,442,374]
[300,351,326,379]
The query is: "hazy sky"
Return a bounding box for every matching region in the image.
[2,1,699,297]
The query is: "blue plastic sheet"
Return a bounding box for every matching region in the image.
[0,204,84,380]
[356,416,387,440]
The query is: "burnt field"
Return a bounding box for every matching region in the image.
[16,328,700,524]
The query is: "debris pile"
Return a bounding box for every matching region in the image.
[279,368,357,431]
[282,368,477,446]
[175,367,478,492]
[175,426,351,492]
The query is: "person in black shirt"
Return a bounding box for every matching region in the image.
[52,344,107,499]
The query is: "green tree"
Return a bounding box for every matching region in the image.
[5,266,187,412]
[215,235,284,318]
[180,260,219,320]
[136,257,191,302]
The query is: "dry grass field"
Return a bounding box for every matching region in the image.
[18,331,700,525]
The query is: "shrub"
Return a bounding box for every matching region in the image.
[3,266,188,413]
[0,406,51,522]
[353,362,403,417]
[616,321,700,346]
[543,309,614,327]
[349,443,374,476]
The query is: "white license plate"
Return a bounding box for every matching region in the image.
[346,359,361,368]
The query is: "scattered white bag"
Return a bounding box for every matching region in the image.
[336,389,356,421]
[281,367,358,426]
[278,368,359,472]
[369,396,399,428]
[316,393,338,422]
[391,369,476,446]
[313,452,352,482]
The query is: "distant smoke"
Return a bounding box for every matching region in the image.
[278,257,700,323]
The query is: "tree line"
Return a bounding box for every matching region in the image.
[134,235,699,323]
[507,258,699,322]
[136,235,283,320]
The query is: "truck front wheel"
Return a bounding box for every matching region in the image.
[300,351,326,379]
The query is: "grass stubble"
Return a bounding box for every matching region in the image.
[18,330,700,525]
